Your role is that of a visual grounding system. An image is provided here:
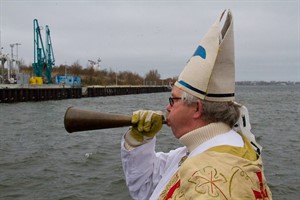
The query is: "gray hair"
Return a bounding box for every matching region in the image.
[181,91,240,127]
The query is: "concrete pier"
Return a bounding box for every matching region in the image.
[0,85,170,103]
[85,85,170,97]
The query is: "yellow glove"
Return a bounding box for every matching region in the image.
[125,110,164,147]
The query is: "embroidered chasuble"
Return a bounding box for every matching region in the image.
[158,138,272,200]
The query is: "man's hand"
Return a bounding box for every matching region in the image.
[125,110,164,147]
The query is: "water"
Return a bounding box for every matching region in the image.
[0,85,299,199]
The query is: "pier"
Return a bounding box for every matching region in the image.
[85,85,170,97]
[0,85,170,103]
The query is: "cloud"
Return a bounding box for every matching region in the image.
[0,0,299,81]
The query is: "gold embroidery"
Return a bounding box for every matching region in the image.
[178,152,189,167]
[159,173,180,200]
[229,166,252,196]
[188,166,228,199]
[159,172,185,200]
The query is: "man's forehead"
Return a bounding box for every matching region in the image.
[171,86,182,96]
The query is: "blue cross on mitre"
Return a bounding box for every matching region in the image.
[192,45,206,59]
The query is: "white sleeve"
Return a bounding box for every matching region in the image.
[121,136,170,200]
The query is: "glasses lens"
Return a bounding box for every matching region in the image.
[169,97,174,106]
[169,97,181,106]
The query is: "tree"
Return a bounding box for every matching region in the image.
[17,62,174,86]
[145,69,161,85]
[70,60,82,76]
[54,64,67,75]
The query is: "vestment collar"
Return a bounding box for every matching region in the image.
[179,122,231,152]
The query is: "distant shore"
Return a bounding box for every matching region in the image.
[236,81,299,86]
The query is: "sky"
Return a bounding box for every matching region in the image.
[0,0,299,81]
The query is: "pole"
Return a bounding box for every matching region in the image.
[0,30,2,55]
[116,72,118,85]
[15,43,21,73]
[0,56,6,84]
[9,44,15,80]
[65,64,67,76]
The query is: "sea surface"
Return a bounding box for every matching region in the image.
[1,85,299,200]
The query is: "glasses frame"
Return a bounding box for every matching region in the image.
[169,97,182,106]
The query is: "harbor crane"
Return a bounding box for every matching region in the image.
[32,19,55,83]
[88,58,101,69]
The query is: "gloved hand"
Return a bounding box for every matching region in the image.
[124,110,164,147]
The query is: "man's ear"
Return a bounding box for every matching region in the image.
[194,100,203,119]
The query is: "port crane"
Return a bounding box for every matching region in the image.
[33,19,55,83]
[88,58,101,69]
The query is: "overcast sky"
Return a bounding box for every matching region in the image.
[0,0,299,81]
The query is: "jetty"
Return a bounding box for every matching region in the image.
[0,84,170,103]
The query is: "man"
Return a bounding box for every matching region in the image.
[121,10,272,200]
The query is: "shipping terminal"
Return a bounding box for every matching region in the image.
[0,19,170,103]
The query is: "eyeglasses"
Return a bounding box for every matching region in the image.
[169,97,182,106]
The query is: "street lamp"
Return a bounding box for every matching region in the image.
[0,54,7,84]
[9,44,15,80]
[15,43,21,73]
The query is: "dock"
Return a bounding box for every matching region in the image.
[0,84,171,103]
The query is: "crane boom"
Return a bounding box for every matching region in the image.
[32,19,55,84]
[45,25,55,83]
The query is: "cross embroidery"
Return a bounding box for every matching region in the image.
[252,171,269,199]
